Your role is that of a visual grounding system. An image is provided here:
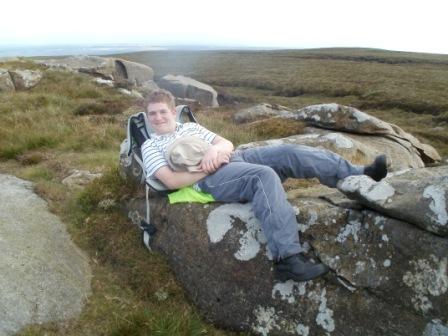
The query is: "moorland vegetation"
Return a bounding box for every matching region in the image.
[1,47,447,335]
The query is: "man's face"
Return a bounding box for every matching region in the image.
[146,102,177,135]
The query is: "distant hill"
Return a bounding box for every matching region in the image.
[0,44,166,58]
[0,44,281,58]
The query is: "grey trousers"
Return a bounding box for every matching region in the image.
[198,144,364,260]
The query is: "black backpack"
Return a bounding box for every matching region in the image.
[119,105,197,249]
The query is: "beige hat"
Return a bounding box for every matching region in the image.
[165,135,211,172]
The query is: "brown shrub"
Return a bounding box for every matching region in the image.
[245,117,306,139]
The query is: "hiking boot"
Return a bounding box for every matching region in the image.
[364,154,388,182]
[274,253,329,282]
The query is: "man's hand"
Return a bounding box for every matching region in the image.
[200,146,231,174]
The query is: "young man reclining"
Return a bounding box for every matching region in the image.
[141,89,388,282]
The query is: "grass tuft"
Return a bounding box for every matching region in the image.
[76,167,133,218]
[245,118,306,139]
[73,96,136,116]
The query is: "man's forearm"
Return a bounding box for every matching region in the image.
[170,171,208,189]
[154,135,233,190]
[156,168,208,190]
[212,137,234,155]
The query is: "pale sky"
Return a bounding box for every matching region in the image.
[1,0,447,54]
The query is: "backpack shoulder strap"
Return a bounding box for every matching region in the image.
[175,105,197,124]
[127,112,152,155]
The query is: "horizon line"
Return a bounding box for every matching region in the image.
[1,44,447,57]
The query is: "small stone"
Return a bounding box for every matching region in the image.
[98,199,116,210]
[154,289,169,301]
[62,169,102,190]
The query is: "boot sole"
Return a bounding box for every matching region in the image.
[372,154,388,181]
[275,265,329,282]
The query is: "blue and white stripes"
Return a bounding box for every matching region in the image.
[141,122,216,178]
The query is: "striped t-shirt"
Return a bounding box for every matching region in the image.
[141,122,216,179]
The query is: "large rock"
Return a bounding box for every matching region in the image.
[296,103,394,135]
[36,56,155,88]
[139,79,159,92]
[119,103,447,335]
[114,59,154,86]
[338,166,448,236]
[37,55,114,79]
[233,103,294,124]
[0,68,15,92]
[294,103,441,164]
[0,174,91,335]
[126,179,448,335]
[158,74,219,107]
[236,104,440,171]
[9,69,43,90]
[238,127,425,171]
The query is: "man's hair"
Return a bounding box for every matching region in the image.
[145,89,175,111]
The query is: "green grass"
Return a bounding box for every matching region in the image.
[1,47,447,335]
[0,71,137,160]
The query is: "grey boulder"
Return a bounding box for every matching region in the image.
[37,55,113,77]
[158,74,219,107]
[119,103,447,335]
[36,56,155,87]
[0,68,15,92]
[294,103,441,164]
[114,59,154,86]
[9,69,43,90]
[125,186,448,335]
[0,174,91,335]
[338,166,448,236]
[233,103,294,124]
[238,127,425,171]
[237,105,440,171]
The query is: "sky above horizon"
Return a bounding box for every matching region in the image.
[1,0,447,54]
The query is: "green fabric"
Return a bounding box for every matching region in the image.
[168,186,215,204]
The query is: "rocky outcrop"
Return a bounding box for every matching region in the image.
[36,56,155,88]
[238,127,425,171]
[36,55,114,77]
[9,69,43,90]
[139,79,159,92]
[296,103,394,135]
[0,68,15,92]
[0,174,91,335]
[233,103,294,124]
[294,103,441,164]
[119,102,446,335]
[338,167,448,236]
[0,68,43,92]
[114,59,154,86]
[232,103,440,170]
[125,165,448,335]
[158,74,219,107]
